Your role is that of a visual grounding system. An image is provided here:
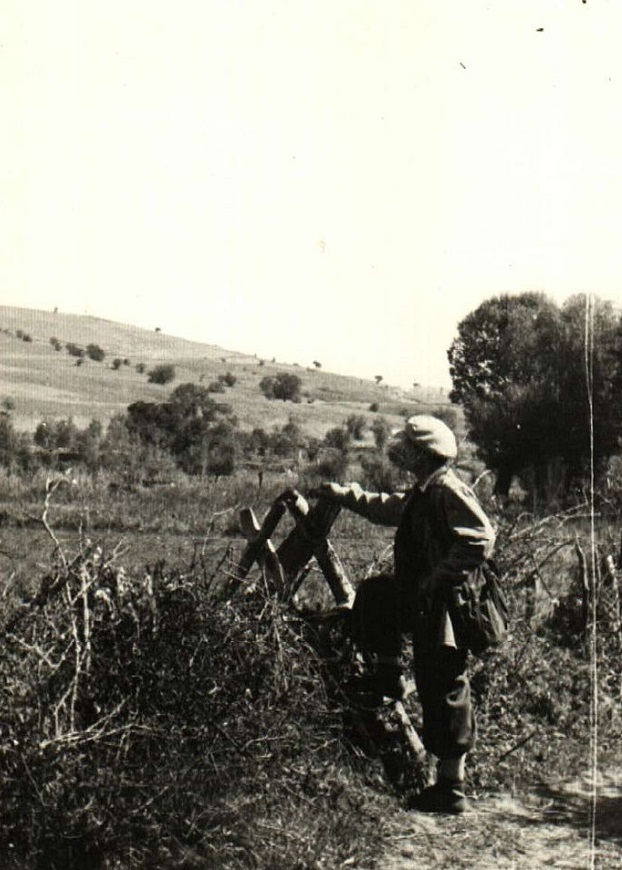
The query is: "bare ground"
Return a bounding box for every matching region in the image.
[381,767,622,869]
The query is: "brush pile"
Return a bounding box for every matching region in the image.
[0,544,391,869]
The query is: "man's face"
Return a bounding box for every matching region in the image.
[387,435,428,475]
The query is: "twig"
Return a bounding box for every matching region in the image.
[41,475,72,569]
[497,730,537,761]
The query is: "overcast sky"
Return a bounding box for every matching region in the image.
[3,1,622,388]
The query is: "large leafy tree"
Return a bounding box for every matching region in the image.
[126,383,238,475]
[448,292,622,500]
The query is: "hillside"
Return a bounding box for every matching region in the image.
[0,305,450,436]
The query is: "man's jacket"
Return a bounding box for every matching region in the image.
[337,468,496,645]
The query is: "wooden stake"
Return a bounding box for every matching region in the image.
[278,491,355,608]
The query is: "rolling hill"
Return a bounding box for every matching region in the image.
[0,305,450,437]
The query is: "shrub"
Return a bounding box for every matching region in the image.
[315,447,349,480]
[324,426,351,453]
[136,362,146,374]
[86,343,106,362]
[260,372,302,402]
[148,364,176,385]
[371,417,391,451]
[207,379,226,393]
[345,414,367,441]
[360,455,401,492]
[50,337,63,351]
[369,402,380,413]
[65,342,84,358]
[112,358,123,370]
[220,371,237,387]
[0,552,386,869]
[0,412,30,471]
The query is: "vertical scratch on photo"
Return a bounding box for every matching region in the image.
[584,293,598,868]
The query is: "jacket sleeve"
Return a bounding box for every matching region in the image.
[426,479,496,588]
[337,482,406,527]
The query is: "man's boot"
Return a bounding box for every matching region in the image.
[408,779,467,814]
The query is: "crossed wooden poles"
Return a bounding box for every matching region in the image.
[236,489,356,608]
[235,488,425,763]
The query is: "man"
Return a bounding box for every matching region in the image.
[319,414,495,814]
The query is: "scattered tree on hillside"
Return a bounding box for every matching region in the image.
[136,363,146,374]
[50,337,63,351]
[313,360,322,369]
[66,342,85,359]
[112,358,123,370]
[148,364,176,385]
[220,371,237,387]
[86,344,106,362]
[259,372,302,403]
[374,375,383,385]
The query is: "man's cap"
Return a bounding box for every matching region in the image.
[396,415,457,459]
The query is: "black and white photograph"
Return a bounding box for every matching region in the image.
[1,2,622,867]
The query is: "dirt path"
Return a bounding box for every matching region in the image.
[382,769,622,869]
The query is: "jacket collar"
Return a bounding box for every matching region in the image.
[417,465,449,492]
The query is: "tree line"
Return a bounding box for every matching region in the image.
[0,383,402,490]
[449,291,622,504]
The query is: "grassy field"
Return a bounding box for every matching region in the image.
[0,305,449,436]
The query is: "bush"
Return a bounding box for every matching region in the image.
[112,358,123,370]
[50,337,63,351]
[66,342,85,359]
[345,414,367,441]
[315,447,349,480]
[260,372,302,402]
[136,362,146,374]
[0,412,31,471]
[207,379,226,393]
[0,552,386,869]
[86,343,106,362]
[371,417,391,451]
[148,364,176,385]
[360,455,401,492]
[220,371,237,387]
[324,426,351,453]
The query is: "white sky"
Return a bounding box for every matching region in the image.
[2,0,622,388]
